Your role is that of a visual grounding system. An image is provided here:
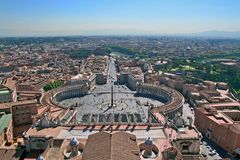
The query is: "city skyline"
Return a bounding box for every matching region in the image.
[1,0,240,37]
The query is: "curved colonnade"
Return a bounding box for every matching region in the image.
[41,84,88,109]
[137,83,184,119]
[41,83,184,124]
[52,84,88,104]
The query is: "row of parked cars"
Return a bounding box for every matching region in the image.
[200,141,217,157]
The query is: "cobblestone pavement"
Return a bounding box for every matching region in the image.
[59,58,164,122]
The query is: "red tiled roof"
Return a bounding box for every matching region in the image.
[82,132,140,160]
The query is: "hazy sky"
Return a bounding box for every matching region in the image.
[0,0,240,37]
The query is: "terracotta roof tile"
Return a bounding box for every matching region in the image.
[82,132,140,160]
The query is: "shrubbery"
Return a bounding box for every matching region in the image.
[43,80,64,91]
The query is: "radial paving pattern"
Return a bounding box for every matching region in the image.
[59,84,164,123]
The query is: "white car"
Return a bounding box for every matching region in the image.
[209,151,216,156]
[207,146,212,150]
[203,141,207,146]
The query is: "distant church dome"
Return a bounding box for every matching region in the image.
[145,137,153,145]
[70,137,79,146]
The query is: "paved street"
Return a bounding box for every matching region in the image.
[107,57,117,84]
[200,143,222,160]
[200,136,239,160]
[182,103,194,125]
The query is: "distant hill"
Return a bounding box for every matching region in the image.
[189,30,240,38]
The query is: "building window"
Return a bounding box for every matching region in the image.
[182,145,189,151]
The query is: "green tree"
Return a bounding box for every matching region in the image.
[43,80,64,92]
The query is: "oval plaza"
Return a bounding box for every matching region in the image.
[42,79,184,126]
